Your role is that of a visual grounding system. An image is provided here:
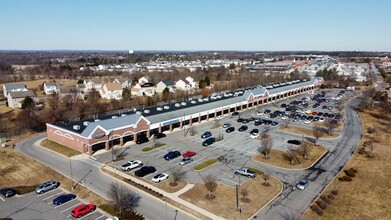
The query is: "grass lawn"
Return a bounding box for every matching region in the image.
[155,179,187,193]
[40,139,81,157]
[280,125,339,138]
[252,145,327,169]
[179,176,282,220]
[302,108,391,220]
[194,158,219,171]
[0,148,106,206]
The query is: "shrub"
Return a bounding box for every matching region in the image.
[367,127,377,134]
[310,204,324,215]
[327,194,335,200]
[316,209,324,216]
[331,189,339,195]
[350,167,358,173]
[316,200,328,209]
[358,147,366,155]
[320,195,332,204]
[338,176,353,181]
[344,169,356,177]
[194,158,219,171]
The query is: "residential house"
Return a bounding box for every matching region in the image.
[138,76,151,85]
[57,87,84,102]
[113,78,131,89]
[185,76,196,88]
[43,82,59,94]
[83,79,102,91]
[7,90,36,108]
[131,83,155,96]
[3,83,28,97]
[176,79,191,91]
[100,83,123,100]
[76,83,87,94]
[155,80,176,93]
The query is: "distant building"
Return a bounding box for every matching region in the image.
[113,78,131,89]
[100,83,123,100]
[155,80,176,93]
[7,90,36,108]
[57,87,84,101]
[138,76,151,85]
[131,83,155,96]
[3,83,28,97]
[83,79,102,91]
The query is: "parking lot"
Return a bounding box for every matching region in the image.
[0,187,109,220]
[104,89,353,188]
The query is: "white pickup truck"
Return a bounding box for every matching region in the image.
[234,168,257,178]
[121,160,143,171]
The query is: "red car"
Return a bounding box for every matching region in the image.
[183,150,197,158]
[312,111,318,116]
[71,204,96,218]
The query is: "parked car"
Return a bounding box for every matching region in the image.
[136,136,149,144]
[223,123,231,128]
[121,160,143,171]
[256,111,264,116]
[242,119,250,123]
[271,121,279,126]
[319,117,325,122]
[250,129,259,135]
[226,126,235,133]
[183,150,197,157]
[296,179,309,190]
[237,118,244,123]
[287,140,301,145]
[151,173,169,183]
[231,112,239,116]
[201,131,212,139]
[202,137,216,146]
[264,109,271,114]
[317,112,324,116]
[163,151,181,161]
[35,180,60,194]
[71,204,96,218]
[238,125,248,132]
[53,194,76,205]
[179,157,193,165]
[154,133,166,139]
[0,188,16,198]
[304,119,312,124]
[234,168,257,178]
[281,116,288,120]
[135,166,156,177]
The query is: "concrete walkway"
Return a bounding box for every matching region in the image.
[102,165,225,220]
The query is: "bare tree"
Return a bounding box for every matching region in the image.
[296,141,314,159]
[203,174,218,199]
[262,173,270,186]
[282,146,296,165]
[169,167,185,186]
[312,124,323,145]
[364,140,376,158]
[261,126,271,139]
[107,182,141,214]
[324,119,339,136]
[240,188,250,202]
[283,117,291,128]
[211,118,220,129]
[257,137,273,159]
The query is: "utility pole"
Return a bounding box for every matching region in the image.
[69,157,74,189]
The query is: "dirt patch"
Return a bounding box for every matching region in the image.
[155,180,187,193]
[0,148,106,206]
[280,125,339,138]
[179,176,282,219]
[302,108,391,220]
[252,145,327,169]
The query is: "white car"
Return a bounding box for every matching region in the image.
[216,115,223,120]
[296,179,309,190]
[151,173,169,183]
[223,123,231,128]
[319,117,325,122]
[281,116,288,120]
[256,111,264,116]
[304,120,312,124]
[250,133,260,139]
[120,160,143,171]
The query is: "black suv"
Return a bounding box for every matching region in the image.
[202,137,216,146]
[226,127,235,133]
[0,188,16,198]
[238,125,248,132]
[135,166,156,177]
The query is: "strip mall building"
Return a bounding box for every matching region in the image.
[46,77,324,155]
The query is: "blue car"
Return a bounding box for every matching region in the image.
[53,194,76,205]
[163,151,181,160]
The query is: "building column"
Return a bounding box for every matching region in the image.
[158,124,162,133]
[134,134,138,143]
[120,137,124,146]
[246,102,249,109]
[221,109,223,116]
[214,111,217,118]
[198,115,201,123]
[206,112,209,121]
[180,119,183,128]
[105,141,110,150]
[169,124,173,132]
[88,145,92,155]
[190,117,193,126]
[146,130,150,139]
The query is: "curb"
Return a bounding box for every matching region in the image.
[251,147,328,171]
[277,129,340,140]
[192,159,219,172]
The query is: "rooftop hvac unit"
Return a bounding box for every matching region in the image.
[163,106,170,110]
[144,109,150,114]
[191,100,196,104]
[83,121,89,126]
[136,111,142,115]
[181,102,187,106]
[73,125,81,130]
[157,107,163,111]
[175,103,181,107]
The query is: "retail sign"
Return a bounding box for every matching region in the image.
[93,131,105,139]
[163,119,180,126]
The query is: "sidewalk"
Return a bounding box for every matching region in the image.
[102,165,225,220]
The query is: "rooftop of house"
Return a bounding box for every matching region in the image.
[3,83,27,90]
[8,90,35,99]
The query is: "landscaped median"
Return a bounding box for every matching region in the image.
[193,158,219,171]
[179,174,282,220]
[40,139,81,157]
[141,143,166,152]
[279,125,340,138]
[252,144,327,169]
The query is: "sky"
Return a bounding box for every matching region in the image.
[0,0,390,51]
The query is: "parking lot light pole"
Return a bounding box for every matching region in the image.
[69,157,74,189]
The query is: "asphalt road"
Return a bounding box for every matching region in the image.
[16,137,195,220]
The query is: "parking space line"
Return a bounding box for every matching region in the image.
[219,178,239,185]
[60,201,82,213]
[0,197,4,202]
[95,215,106,220]
[79,210,98,219]
[43,192,63,201]
[37,189,60,197]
